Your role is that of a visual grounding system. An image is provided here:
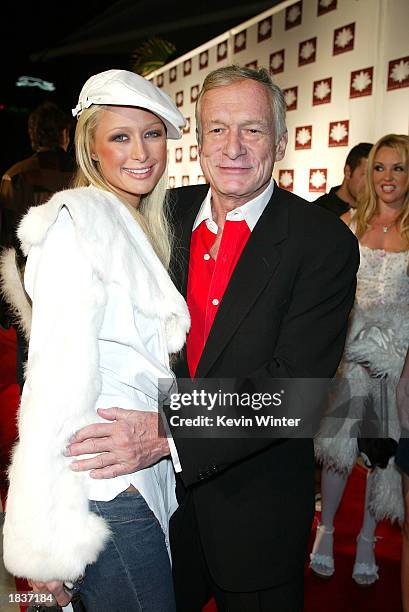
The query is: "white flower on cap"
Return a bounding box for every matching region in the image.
[72,69,186,139]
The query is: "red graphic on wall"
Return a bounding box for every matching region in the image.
[246,61,258,70]
[298,37,317,66]
[283,87,298,111]
[270,50,285,75]
[217,41,228,62]
[387,56,409,91]
[333,23,355,55]
[169,67,177,83]
[183,117,191,134]
[295,126,312,150]
[190,145,198,161]
[313,77,332,105]
[350,67,373,98]
[234,31,247,53]
[285,1,302,30]
[309,169,327,192]
[183,60,192,76]
[191,85,200,103]
[328,120,349,147]
[175,148,183,163]
[157,74,164,88]
[175,91,184,108]
[278,169,294,192]
[258,16,272,42]
[199,51,209,70]
[317,0,337,16]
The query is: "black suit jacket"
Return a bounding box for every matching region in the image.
[167,183,359,590]
[314,186,350,217]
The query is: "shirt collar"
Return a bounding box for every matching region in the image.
[192,178,275,233]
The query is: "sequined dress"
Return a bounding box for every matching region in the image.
[356,245,409,309]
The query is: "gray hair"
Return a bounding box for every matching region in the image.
[195,65,287,145]
[72,104,172,269]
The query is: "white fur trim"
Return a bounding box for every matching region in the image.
[315,303,409,522]
[3,188,189,581]
[0,248,31,340]
[345,303,409,379]
[315,436,359,475]
[369,460,404,524]
[4,442,111,581]
[17,186,190,348]
[3,211,110,580]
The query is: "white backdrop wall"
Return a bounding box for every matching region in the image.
[149,0,409,201]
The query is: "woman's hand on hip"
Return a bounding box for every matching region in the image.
[28,580,72,607]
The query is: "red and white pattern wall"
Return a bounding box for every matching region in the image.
[149,0,409,201]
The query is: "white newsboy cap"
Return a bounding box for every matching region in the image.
[72,69,185,139]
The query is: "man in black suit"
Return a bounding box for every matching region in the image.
[67,66,359,611]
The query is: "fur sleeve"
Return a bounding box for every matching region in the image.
[3,207,110,582]
[344,303,409,378]
[0,248,31,340]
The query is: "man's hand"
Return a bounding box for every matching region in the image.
[65,408,170,478]
[29,580,71,607]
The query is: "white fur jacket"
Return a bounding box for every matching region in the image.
[1,186,190,582]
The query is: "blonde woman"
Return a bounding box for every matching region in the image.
[312,134,409,585]
[2,69,189,612]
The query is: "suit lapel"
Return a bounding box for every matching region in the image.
[170,185,209,379]
[170,185,209,296]
[195,188,289,378]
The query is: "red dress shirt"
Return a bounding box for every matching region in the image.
[186,219,250,377]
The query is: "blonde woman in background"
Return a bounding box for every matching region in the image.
[312,134,409,585]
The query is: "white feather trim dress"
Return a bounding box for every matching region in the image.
[315,239,409,524]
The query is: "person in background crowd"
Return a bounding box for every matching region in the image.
[312,133,409,586]
[64,65,359,612]
[0,101,74,251]
[2,69,189,612]
[0,101,75,387]
[314,142,373,216]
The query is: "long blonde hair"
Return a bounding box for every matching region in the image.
[72,105,172,268]
[354,133,409,244]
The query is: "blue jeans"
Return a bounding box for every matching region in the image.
[79,491,176,612]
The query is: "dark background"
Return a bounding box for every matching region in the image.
[1,0,281,176]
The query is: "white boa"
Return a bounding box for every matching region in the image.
[0,248,31,340]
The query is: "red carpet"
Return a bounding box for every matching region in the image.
[0,328,403,611]
[203,465,402,611]
[0,326,31,610]
[304,465,402,612]
[0,326,19,507]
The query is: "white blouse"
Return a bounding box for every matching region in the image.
[24,203,178,551]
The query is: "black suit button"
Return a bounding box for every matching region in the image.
[198,465,218,480]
